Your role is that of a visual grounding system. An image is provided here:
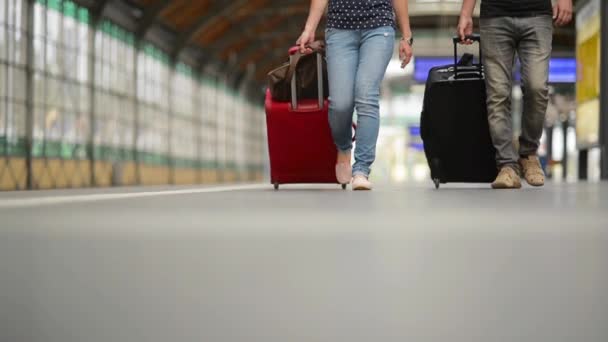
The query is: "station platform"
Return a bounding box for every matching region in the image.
[1,182,607,342]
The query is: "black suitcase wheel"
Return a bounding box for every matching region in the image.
[433,178,440,189]
[273,183,279,190]
[341,184,347,190]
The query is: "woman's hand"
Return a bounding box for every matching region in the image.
[296,29,315,54]
[297,0,328,54]
[393,0,413,68]
[399,39,413,68]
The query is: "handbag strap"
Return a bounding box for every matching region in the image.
[285,40,325,82]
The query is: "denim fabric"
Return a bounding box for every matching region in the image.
[480,15,553,168]
[325,26,394,177]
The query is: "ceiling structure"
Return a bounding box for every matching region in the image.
[73,0,576,93]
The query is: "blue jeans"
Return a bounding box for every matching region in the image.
[325,26,395,177]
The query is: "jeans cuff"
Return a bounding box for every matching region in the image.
[518,151,538,158]
[352,170,369,178]
[336,144,352,154]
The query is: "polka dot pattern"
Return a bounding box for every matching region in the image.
[327,0,395,30]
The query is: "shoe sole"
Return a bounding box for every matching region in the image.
[524,177,545,187]
[352,186,372,191]
[491,182,522,189]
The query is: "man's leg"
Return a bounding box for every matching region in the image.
[516,15,553,186]
[480,17,521,188]
[518,16,553,156]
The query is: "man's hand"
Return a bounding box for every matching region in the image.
[399,38,413,68]
[296,29,315,54]
[553,0,573,26]
[457,15,474,45]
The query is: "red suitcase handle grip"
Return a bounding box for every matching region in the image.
[289,46,300,56]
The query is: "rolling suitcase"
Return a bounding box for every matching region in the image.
[265,47,346,190]
[420,35,498,189]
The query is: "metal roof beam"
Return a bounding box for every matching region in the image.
[197,16,302,75]
[90,0,112,24]
[198,0,304,64]
[171,0,250,61]
[136,0,173,40]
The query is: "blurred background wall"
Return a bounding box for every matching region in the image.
[0,0,267,190]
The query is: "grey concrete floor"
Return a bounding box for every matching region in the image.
[1,182,607,342]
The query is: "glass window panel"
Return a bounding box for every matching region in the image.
[13,0,24,31]
[63,111,76,143]
[136,78,144,101]
[94,30,102,55]
[46,106,62,140]
[79,85,89,113]
[33,105,44,140]
[78,21,88,53]
[33,37,45,70]
[0,27,6,62]
[11,66,26,102]
[10,28,26,65]
[0,65,5,98]
[75,111,88,144]
[33,4,45,37]
[3,101,15,138]
[46,41,59,75]
[101,33,109,63]
[6,0,14,28]
[0,100,5,138]
[45,77,56,106]
[77,50,88,82]
[0,0,5,26]
[63,16,76,48]
[47,9,60,43]
[94,60,102,87]
[110,38,117,65]
[69,49,79,80]
[101,61,109,89]
[62,81,76,111]
[4,24,15,63]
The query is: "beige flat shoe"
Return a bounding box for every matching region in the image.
[352,175,372,191]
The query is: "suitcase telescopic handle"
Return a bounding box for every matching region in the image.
[452,34,482,79]
[452,34,481,45]
[289,47,324,111]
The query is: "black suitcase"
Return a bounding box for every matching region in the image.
[420,34,498,189]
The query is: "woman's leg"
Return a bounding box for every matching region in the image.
[352,26,395,177]
[325,28,360,154]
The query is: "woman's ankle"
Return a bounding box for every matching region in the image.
[337,150,351,164]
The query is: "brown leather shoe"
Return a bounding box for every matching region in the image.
[491,166,522,189]
[519,155,545,187]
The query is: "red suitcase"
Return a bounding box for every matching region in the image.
[265,48,346,190]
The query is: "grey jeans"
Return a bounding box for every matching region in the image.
[480,15,553,168]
